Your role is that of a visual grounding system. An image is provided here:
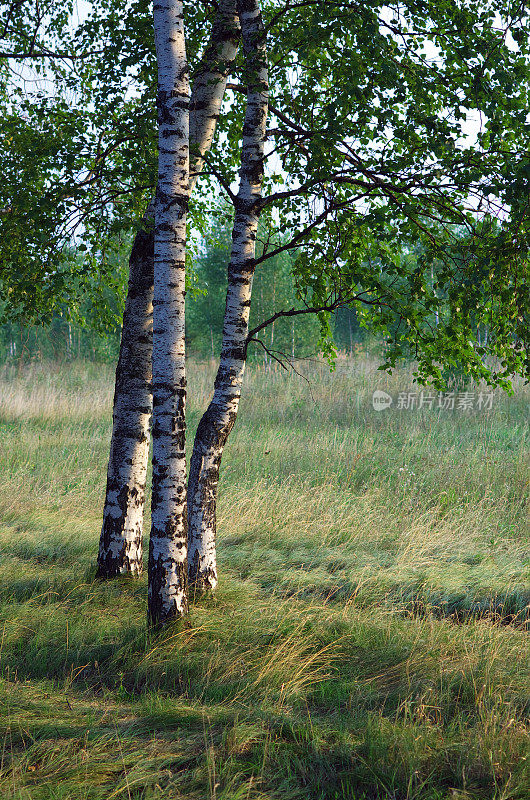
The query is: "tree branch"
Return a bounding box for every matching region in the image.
[247,299,344,341]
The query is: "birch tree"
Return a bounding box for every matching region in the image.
[96,209,154,579]
[187,0,268,592]
[147,0,190,624]
[97,1,241,579]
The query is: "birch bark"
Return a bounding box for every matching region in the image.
[147,0,190,625]
[97,2,240,579]
[187,0,268,592]
[96,211,154,578]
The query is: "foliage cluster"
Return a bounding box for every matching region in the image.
[1,0,530,387]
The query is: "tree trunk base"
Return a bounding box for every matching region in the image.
[188,568,218,597]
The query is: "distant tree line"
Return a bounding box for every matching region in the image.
[0,222,366,364]
[0,218,501,368]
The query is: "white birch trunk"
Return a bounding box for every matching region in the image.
[147,0,190,625]
[188,0,268,592]
[97,212,154,578]
[431,264,439,328]
[97,2,240,580]
[189,0,241,188]
[66,320,73,361]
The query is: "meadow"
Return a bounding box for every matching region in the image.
[0,357,528,799]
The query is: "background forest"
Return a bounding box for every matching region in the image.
[0,221,362,365]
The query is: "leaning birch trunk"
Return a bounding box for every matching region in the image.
[147,0,190,625]
[96,210,154,578]
[97,2,240,579]
[187,0,268,592]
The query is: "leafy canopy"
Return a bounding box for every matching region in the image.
[0,0,529,386]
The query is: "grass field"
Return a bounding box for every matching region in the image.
[0,357,528,799]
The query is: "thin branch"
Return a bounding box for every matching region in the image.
[201,152,237,203]
[0,48,105,59]
[250,337,316,399]
[248,299,343,341]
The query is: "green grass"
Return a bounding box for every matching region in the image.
[0,357,528,799]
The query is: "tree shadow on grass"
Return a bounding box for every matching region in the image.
[0,572,528,800]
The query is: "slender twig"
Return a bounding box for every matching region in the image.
[250,337,316,400]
